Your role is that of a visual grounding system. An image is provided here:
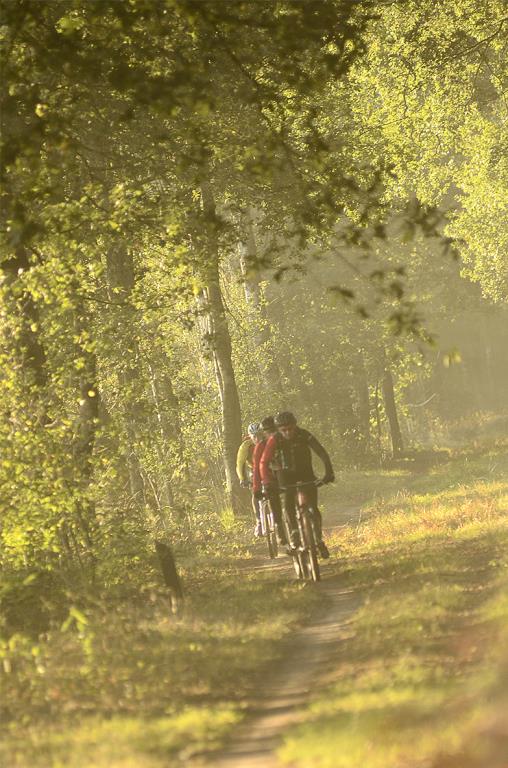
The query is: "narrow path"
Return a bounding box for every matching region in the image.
[194,504,362,768]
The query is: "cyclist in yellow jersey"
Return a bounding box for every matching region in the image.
[236,422,264,535]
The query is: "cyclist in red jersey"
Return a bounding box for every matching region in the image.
[260,411,334,557]
[251,416,287,546]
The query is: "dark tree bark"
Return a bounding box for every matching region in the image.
[155,540,183,614]
[199,183,244,513]
[382,363,404,455]
[106,243,146,505]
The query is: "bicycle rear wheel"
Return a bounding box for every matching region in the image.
[267,529,278,559]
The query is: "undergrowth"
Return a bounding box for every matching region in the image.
[0,547,320,768]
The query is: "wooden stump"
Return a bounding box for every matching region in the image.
[155,540,184,614]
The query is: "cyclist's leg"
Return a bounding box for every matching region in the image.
[252,492,262,536]
[306,485,321,535]
[283,487,300,546]
[307,485,329,557]
[268,491,287,544]
[305,484,321,534]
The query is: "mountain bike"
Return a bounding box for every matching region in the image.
[281,479,323,582]
[259,495,278,559]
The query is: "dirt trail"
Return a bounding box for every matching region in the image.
[194,505,362,768]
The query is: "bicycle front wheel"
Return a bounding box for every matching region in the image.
[302,514,320,582]
[291,549,306,580]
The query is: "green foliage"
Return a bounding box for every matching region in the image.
[347,0,508,302]
[1,3,507,760]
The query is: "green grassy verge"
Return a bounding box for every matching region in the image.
[0,549,321,768]
[278,438,508,768]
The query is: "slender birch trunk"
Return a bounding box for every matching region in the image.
[199,183,243,513]
[72,315,100,562]
[352,349,371,453]
[238,210,283,394]
[147,357,185,519]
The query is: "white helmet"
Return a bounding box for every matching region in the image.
[247,422,262,437]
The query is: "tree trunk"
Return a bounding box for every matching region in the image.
[200,183,244,513]
[352,350,371,453]
[147,357,185,520]
[238,210,283,394]
[106,244,146,505]
[335,378,361,459]
[382,364,404,455]
[374,380,382,458]
[72,322,100,562]
[266,280,311,413]
[147,356,183,442]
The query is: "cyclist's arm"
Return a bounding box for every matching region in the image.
[260,434,276,485]
[236,440,250,483]
[308,435,334,479]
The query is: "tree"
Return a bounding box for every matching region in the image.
[198,183,244,512]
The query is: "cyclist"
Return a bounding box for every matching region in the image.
[236,422,264,536]
[260,411,334,558]
[251,416,288,546]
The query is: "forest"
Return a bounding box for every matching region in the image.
[1,2,508,767]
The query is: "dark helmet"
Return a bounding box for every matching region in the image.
[274,411,297,427]
[261,415,275,431]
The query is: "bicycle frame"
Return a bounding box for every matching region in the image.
[259,497,275,534]
[279,480,322,581]
[259,496,278,559]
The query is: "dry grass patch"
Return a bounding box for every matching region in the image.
[279,441,508,768]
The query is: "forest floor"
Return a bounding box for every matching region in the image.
[2,435,508,768]
[193,434,508,768]
[193,570,361,768]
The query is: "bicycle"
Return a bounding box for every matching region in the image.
[280,479,324,582]
[258,494,279,559]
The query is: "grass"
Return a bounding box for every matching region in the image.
[4,707,241,768]
[3,435,508,768]
[278,437,508,768]
[0,554,322,768]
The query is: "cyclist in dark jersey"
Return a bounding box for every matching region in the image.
[259,411,334,557]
